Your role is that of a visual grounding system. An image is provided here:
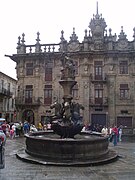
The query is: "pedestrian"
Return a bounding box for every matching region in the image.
[101,126,108,136]
[16,123,22,137]
[37,121,43,131]
[0,129,6,145]
[112,126,118,146]
[1,122,7,136]
[12,123,16,137]
[23,122,30,134]
[30,125,37,132]
[109,126,112,135]
[9,128,14,139]
[118,125,123,142]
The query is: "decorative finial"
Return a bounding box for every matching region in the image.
[35,32,41,52]
[17,36,21,45]
[60,30,65,41]
[95,1,100,19]
[73,27,75,34]
[105,29,107,36]
[61,30,64,36]
[109,28,112,36]
[36,32,40,44]
[69,27,79,43]
[96,1,99,15]
[121,26,123,32]
[16,36,21,53]
[21,33,25,45]
[118,26,127,40]
[89,30,91,37]
[84,29,87,37]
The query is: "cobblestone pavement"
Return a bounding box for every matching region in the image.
[0,137,135,180]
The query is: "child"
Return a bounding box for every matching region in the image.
[10,128,14,139]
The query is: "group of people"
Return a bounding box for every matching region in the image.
[83,123,123,146]
[0,119,123,147]
[37,121,51,131]
[109,125,123,146]
[0,121,37,139]
[0,121,29,139]
[0,120,53,141]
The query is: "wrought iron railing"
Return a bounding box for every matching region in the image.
[0,88,13,97]
[90,73,107,82]
[15,96,41,106]
[89,97,108,106]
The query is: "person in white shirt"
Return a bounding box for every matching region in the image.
[118,125,123,142]
[101,126,108,136]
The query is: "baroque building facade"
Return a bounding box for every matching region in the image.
[7,6,135,134]
[0,72,17,122]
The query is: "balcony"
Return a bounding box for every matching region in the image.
[0,88,13,98]
[89,97,108,107]
[90,74,107,83]
[15,96,41,108]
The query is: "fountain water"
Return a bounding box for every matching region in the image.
[16,54,118,166]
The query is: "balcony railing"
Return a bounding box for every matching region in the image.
[90,74,107,83]
[15,96,41,107]
[0,88,13,98]
[89,97,108,107]
[17,43,60,54]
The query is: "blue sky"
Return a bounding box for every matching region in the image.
[0,0,135,79]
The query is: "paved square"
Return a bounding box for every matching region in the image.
[0,137,135,180]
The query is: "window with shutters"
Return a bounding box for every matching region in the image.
[120,84,129,99]
[45,62,53,81]
[26,63,33,76]
[44,85,52,105]
[94,84,103,104]
[25,85,33,103]
[119,61,128,74]
[94,61,103,80]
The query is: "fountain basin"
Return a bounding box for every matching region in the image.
[16,131,118,166]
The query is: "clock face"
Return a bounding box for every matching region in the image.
[68,43,80,52]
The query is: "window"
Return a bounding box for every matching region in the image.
[94,84,103,104]
[25,85,33,103]
[26,63,33,76]
[72,84,78,98]
[17,86,20,96]
[117,116,132,128]
[44,85,52,105]
[7,83,10,91]
[7,99,9,111]
[45,62,53,81]
[119,61,128,74]
[95,89,103,98]
[120,84,129,99]
[11,99,14,108]
[94,61,103,80]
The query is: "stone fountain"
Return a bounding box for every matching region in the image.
[16,54,118,166]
